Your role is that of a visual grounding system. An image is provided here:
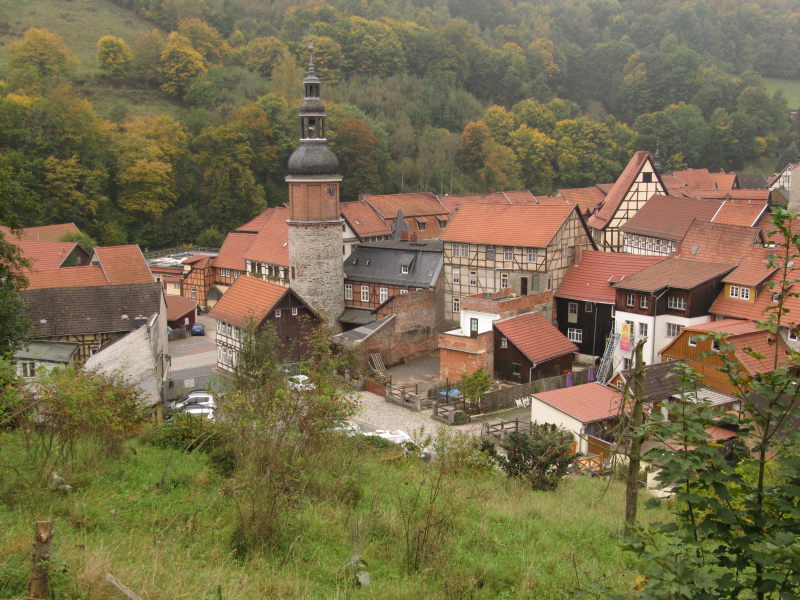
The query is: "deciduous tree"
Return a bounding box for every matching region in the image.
[7,28,79,85]
[159,31,207,98]
[97,35,132,83]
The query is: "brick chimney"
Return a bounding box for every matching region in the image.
[400,231,409,240]
[410,231,418,243]
[574,247,583,266]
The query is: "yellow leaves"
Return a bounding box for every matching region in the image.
[5,92,34,107]
[96,35,132,81]
[159,32,207,98]
[117,159,177,218]
[8,27,80,82]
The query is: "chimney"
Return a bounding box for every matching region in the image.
[410,231,418,243]
[400,231,409,241]
[574,247,582,266]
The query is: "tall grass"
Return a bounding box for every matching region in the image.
[0,431,668,599]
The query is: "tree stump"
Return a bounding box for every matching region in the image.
[29,521,53,599]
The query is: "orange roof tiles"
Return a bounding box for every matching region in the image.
[0,223,81,242]
[341,199,391,238]
[236,210,274,232]
[721,248,776,287]
[215,232,255,271]
[208,275,289,328]
[711,199,769,228]
[711,267,800,326]
[439,191,535,215]
[25,265,109,290]
[245,207,290,266]
[587,151,653,230]
[682,319,761,336]
[557,186,607,213]
[620,195,722,241]
[532,382,622,424]
[556,250,665,303]
[494,311,577,364]
[15,241,81,271]
[364,192,448,219]
[615,257,734,292]
[695,189,770,201]
[165,295,197,321]
[182,255,211,268]
[441,202,577,247]
[93,245,153,285]
[676,220,762,262]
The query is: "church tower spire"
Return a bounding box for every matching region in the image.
[285,45,344,329]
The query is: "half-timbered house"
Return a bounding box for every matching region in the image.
[586,151,667,252]
[441,201,594,327]
[208,275,320,371]
[181,254,215,307]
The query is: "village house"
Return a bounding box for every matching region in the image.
[441,201,594,327]
[180,254,215,307]
[554,250,664,358]
[493,311,577,383]
[208,275,320,371]
[586,151,668,252]
[438,190,538,216]
[13,341,79,379]
[243,206,292,286]
[150,266,184,296]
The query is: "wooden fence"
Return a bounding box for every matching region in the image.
[385,384,434,411]
[480,418,533,441]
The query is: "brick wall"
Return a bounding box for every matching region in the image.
[438,330,494,381]
[364,289,437,366]
[463,289,554,322]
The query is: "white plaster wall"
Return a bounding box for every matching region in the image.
[459,309,500,334]
[529,398,585,453]
[653,314,711,360]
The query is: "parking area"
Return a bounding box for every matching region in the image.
[169,313,218,387]
[385,351,441,392]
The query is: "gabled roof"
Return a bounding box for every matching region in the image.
[696,189,770,201]
[165,295,198,321]
[587,151,657,230]
[681,318,761,336]
[616,361,684,403]
[15,240,83,270]
[557,186,608,214]
[24,283,163,338]
[0,222,81,242]
[441,202,578,247]
[208,275,292,328]
[363,192,448,219]
[556,251,665,303]
[620,195,722,241]
[532,382,622,424]
[92,245,153,285]
[494,312,577,364]
[676,221,762,262]
[710,199,770,228]
[669,168,737,192]
[215,232,255,271]
[341,200,392,238]
[721,248,776,287]
[711,268,800,326]
[614,257,734,292]
[236,210,274,233]
[245,206,290,267]
[439,191,535,215]
[182,255,211,268]
[25,265,109,290]
[344,239,443,288]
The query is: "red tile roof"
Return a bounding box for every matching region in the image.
[587,151,654,230]
[615,257,734,292]
[245,207,290,266]
[364,192,448,219]
[208,275,289,328]
[215,232,255,271]
[556,251,665,303]
[681,319,760,335]
[532,382,622,424]
[165,295,197,321]
[439,191,536,215]
[25,266,109,290]
[557,186,608,213]
[341,200,392,238]
[236,210,274,232]
[441,202,577,247]
[494,311,577,364]
[93,245,153,285]
[676,220,762,262]
[0,223,81,242]
[710,199,769,228]
[620,195,722,240]
[711,267,800,326]
[182,255,211,268]
[721,248,776,287]
[15,241,82,271]
[697,189,770,202]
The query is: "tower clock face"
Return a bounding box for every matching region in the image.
[326,185,336,198]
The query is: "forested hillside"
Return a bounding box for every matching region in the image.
[0,0,798,248]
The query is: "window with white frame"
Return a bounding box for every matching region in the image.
[688,335,698,347]
[740,287,751,300]
[21,362,36,378]
[500,272,509,288]
[568,302,578,318]
[729,285,740,298]
[666,322,683,337]
[401,264,409,274]
[639,295,648,309]
[500,337,508,348]
[452,243,469,258]
[567,328,583,343]
[527,248,539,262]
[275,309,281,318]
[400,289,408,294]
[452,297,460,312]
[361,285,369,302]
[667,296,686,310]
[626,292,635,307]
[638,322,648,338]
[469,270,477,285]
[561,244,569,259]
[234,270,242,278]
[503,247,513,261]
[291,307,298,316]
[452,268,460,284]
[379,288,388,303]
[345,284,352,300]
[622,358,631,370]
[190,288,197,299]
[220,268,230,278]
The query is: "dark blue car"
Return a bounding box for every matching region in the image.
[190,322,205,336]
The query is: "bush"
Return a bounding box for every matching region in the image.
[140,413,224,453]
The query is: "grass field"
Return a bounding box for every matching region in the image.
[0,0,153,74]
[0,431,670,600]
[763,77,800,109]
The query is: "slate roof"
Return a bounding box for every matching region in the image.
[341,199,392,238]
[676,221,762,262]
[494,312,577,364]
[555,250,665,303]
[165,295,197,321]
[92,245,153,285]
[0,222,81,242]
[214,232,255,271]
[532,382,622,424]
[344,239,443,287]
[245,206,290,266]
[14,341,79,363]
[587,151,653,230]
[711,199,770,228]
[614,257,734,292]
[441,202,577,247]
[620,195,722,240]
[24,283,163,337]
[208,275,293,328]
[734,173,768,189]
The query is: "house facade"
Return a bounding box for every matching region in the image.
[181,255,215,307]
[441,202,594,327]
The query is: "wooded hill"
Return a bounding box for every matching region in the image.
[0,0,798,248]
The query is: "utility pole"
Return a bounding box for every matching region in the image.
[624,339,647,533]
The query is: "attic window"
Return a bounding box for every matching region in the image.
[365,259,371,266]
[354,220,360,225]
[642,172,653,183]
[401,264,409,274]
[691,245,700,254]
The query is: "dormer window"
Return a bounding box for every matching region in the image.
[729,285,751,300]
[401,264,409,274]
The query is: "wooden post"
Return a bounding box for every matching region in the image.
[624,340,647,533]
[29,521,53,599]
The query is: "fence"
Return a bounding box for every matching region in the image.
[480,418,532,441]
[385,383,434,411]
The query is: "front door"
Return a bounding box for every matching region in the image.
[521,276,528,296]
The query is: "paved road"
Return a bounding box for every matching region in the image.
[169,314,218,374]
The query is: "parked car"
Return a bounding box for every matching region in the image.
[333,420,361,436]
[179,405,215,420]
[169,391,216,412]
[190,322,205,336]
[363,429,431,459]
[288,374,315,391]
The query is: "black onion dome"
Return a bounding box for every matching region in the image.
[287,140,339,175]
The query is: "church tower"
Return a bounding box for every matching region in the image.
[286,45,344,329]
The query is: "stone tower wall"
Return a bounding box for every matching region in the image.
[288,220,344,329]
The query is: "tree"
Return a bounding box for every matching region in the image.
[159,31,207,98]
[243,37,290,78]
[178,18,229,64]
[552,118,620,187]
[40,156,106,229]
[96,35,132,83]
[460,367,491,409]
[482,104,516,144]
[131,29,165,88]
[58,231,97,252]
[7,28,79,85]
[511,98,557,134]
[328,117,383,201]
[509,124,557,193]
[457,120,492,175]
